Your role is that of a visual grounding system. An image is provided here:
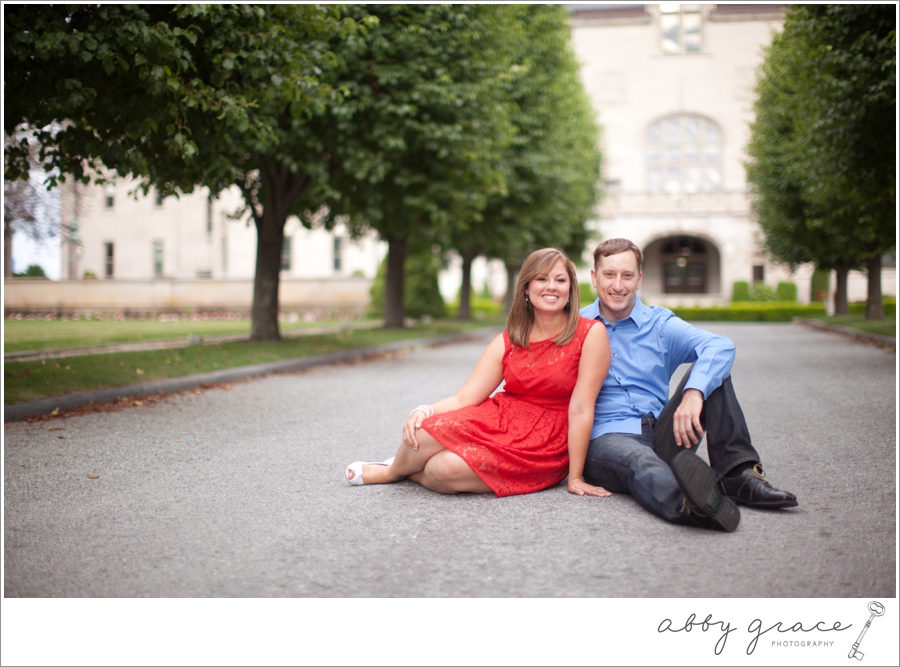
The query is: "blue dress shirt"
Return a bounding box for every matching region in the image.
[580,296,736,439]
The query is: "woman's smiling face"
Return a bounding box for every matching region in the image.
[526,258,570,315]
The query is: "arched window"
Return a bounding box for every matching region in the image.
[646,115,722,194]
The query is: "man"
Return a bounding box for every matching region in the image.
[579,238,797,531]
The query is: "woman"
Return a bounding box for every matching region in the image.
[345,247,612,498]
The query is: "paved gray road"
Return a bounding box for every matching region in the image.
[3,323,896,597]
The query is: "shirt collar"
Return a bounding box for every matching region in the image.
[583,295,647,328]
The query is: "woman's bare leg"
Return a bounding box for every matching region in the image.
[408,450,492,494]
[348,430,447,484]
[349,431,491,494]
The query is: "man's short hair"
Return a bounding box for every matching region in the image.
[593,238,643,272]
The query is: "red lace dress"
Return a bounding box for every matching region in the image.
[420,317,597,497]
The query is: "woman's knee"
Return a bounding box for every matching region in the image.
[426,452,472,483]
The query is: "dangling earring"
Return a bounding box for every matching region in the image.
[524,294,531,309]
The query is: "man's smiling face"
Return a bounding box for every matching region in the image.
[591,250,643,322]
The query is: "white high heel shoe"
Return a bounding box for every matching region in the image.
[345,457,396,486]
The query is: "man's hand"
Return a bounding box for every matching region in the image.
[673,388,705,448]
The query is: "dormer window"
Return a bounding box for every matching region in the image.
[660,4,702,54]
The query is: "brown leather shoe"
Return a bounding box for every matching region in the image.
[718,463,798,509]
[671,451,740,532]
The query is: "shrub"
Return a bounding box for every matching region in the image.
[669,302,826,322]
[579,282,596,306]
[447,296,503,318]
[14,264,47,278]
[82,271,98,280]
[776,281,798,302]
[368,249,447,319]
[731,281,751,302]
[848,297,896,316]
[810,268,830,302]
[750,282,777,302]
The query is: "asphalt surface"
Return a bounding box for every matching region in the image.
[3,322,896,597]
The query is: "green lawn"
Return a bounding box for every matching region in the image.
[2,316,372,353]
[805,313,896,338]
[3,316,506,405]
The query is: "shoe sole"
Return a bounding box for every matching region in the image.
[671,451,740,532]
[728,496,799,509]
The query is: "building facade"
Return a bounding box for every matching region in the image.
[567,3,817,303]
[58,178,385,284]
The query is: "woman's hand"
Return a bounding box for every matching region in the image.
[402,410,426,450]
[568,477,612,497]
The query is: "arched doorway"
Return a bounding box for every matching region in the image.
[642,236,721,296]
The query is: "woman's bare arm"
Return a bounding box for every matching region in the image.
[566,324,612,497]
[403,333,506,449]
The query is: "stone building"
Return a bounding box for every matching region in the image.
[57,178,384,284]
[567,3,814,303]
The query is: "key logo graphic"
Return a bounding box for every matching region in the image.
[848,601,884,661]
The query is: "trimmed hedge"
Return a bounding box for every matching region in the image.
[731,281,750,302]
[776,281,798,302]
[750,282,777,302]
[446,296,503,318]
[848,297,896,316]
[579,282,596,307]
[668,301,826,322]
[810,268,830,302]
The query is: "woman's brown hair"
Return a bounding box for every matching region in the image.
[506,248,581,348]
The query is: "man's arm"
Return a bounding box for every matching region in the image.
[662,317,736,447]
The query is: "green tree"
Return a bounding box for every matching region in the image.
[326,5,517,328]
[475,5,601,316]
[4,4,369,340]
[14,264,48,278]
[746,4,895,317]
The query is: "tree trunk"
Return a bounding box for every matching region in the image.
[833,261,850,315]
[4,221,13,278]
[504,262,520,314]
[250,209,285,341]
[864,254,884,319]
[247,165,312,341]
[457,250,477,321]
[384,237,408,328]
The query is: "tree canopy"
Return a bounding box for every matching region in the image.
[6,4,602,330]
[5,4,366,339]
[746,4,895,317]
[324,4,519,327]
[478,5,601,315]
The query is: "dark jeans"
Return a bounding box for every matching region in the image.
[583,365,760,524]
